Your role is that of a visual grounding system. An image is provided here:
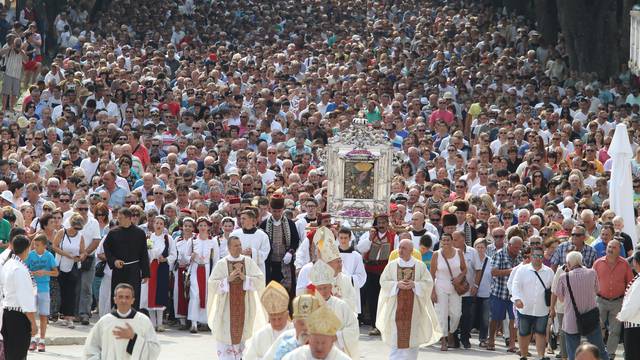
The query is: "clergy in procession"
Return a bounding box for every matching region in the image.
[376,239,442,360]
[337,228,367,314]
[296,227,358,313]
[397,211,439,250]
[83,283,161,360]
[243,281,293,360]
[259,194,300,295]
[262,293,323,360]
[282,305,351,360]
[230,209,271,274]
[356,213,398,336]
[294,198,321,265]
[207,236,267,360]
[103,208,151,310]
[309,260,359,359]
[295,212,334,270]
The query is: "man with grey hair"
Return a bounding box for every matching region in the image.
[551,225,598,271]
[553,251,608,360]
[487,236,523,351]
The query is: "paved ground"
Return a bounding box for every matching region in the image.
[28,322,625,359]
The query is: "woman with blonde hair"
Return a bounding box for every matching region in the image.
[480,193,497,214]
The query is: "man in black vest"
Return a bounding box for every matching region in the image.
[260,194,300,296]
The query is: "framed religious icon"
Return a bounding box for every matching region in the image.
[343,161,375,199]
[320,118,397,233]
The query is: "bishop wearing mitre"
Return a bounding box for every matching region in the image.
[263,294,323,360]
[309,260,359,359]
[376,239,442,360]
[243,281,293,360]
[283,305,351,360]
[207,236,267,360]
[296,226,358,313]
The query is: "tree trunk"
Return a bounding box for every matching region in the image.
[532,0,559,46]
[556,0,620,79]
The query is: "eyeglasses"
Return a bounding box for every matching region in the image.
[571,233,585,237]
[59,199,70,203]
[154,192,164,196]
[532,254,544,259]
[95,212,107,216]
[125,200,136,205]
[77,207,89,211]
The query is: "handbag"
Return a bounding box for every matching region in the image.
[566,270,600,336]
[442,249,470,295]
[95,261,106,277]
[80,255,95,271]
[533,269,551,307]
[549,322,558,350]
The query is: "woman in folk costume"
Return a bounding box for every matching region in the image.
[216,217,236,259]
[207,236,267,360]
[140,215,176,332]
[173,217,195,330]
[188,216,221,333]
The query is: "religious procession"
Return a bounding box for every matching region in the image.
[0,0,639,359]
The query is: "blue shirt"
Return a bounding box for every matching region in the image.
[592,239,625,258]
[25,250,57,293]
[96,185,129,208]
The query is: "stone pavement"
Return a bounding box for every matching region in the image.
[29,322,626,359]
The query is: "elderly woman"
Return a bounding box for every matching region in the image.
[617,251,640,360]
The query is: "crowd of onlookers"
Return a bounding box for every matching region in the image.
[0,0,639,358]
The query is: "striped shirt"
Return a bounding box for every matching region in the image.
[553,267,599,335]
[3,48,24,79]
[550,241,598,268]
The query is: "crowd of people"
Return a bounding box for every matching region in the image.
[0,0,638,359]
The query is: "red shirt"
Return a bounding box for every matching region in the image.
[593,256,634,299]
[429,109,454,127]
[132,143,150,170]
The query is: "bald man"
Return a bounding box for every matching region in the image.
[377,239,441,359]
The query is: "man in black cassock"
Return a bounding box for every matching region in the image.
[103,207,150,310]
[259,194,300,295]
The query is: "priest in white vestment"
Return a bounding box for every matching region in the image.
[83,283,160,360]
[283,305,351,360]
[244,281,293,360]
[230,209,271,274]
[296,227,358,313]
[376,239,442,359]
[309,260,359,359]
[207,236,267,360]
[263,294,323,360]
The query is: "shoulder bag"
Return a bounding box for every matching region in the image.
[443,249,470,295]
[566,270,600,336]
[474,257,489,296]
[533,269,552,307]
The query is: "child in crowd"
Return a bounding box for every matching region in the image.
[25,234,59,352]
